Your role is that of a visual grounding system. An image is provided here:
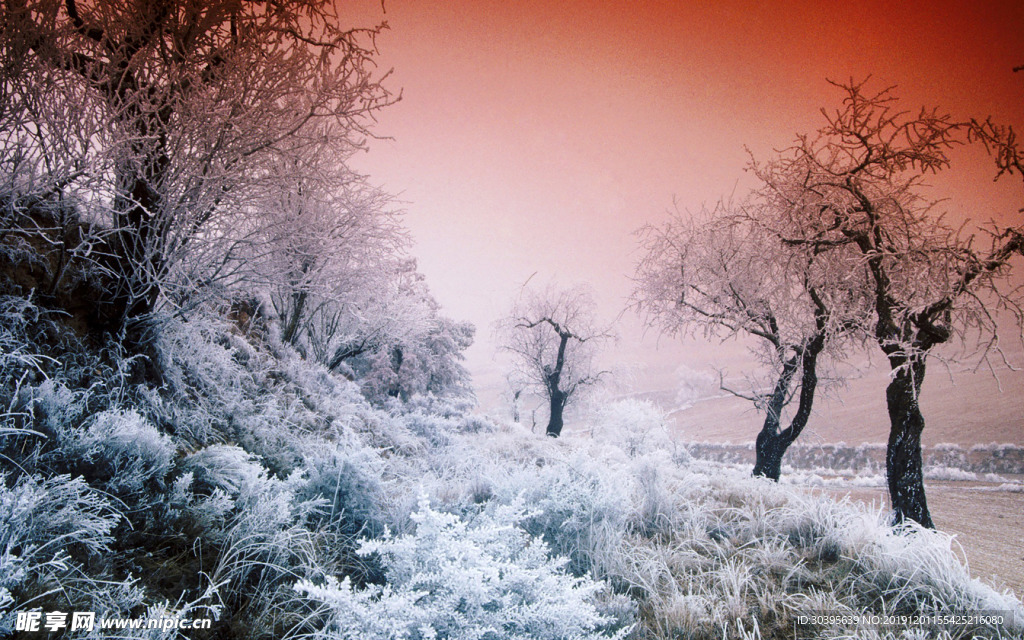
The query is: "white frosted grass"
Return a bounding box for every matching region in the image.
[437,415,1024,639]
[294,497,632,640]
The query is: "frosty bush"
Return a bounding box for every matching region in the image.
[179,444,323,547]
[401,393,478,420]
[59,409,175,502]
[514,454,632,578]
[296,441,388,538]
[182,445,266,498]
[154,315,256,444]
[592,398,673,458]
[294,497,631,640]
[398,410,455,447]
[169,444,346,637]
[0,473,143,635]
[0,296,53,395]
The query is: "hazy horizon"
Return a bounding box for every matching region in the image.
[347,0,1024,430]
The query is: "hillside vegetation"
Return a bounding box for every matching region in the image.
[1,298,1021,639]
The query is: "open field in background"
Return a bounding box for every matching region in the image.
[642,343,1024,604]
[666,362,1024,446]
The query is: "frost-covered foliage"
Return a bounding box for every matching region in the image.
[514,454,633,579]
[591,398,675,458]
[346,297,476,406]
[294,441,388,538]
[57,409,175,502]
[0,287,1020,640]
[0,473,142,636]
[0,0,395,338]
[295,497,631,640]
[0,297,54,400]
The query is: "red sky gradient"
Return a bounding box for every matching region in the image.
[346,0,1024,403]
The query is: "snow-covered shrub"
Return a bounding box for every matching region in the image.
[182,445,265,498]
[401,392,477,419]
[456,412,500,434]
[837,518,1022,624]
[592,398,673,458]
[927,442,970,470]
[58,409,175,502]
[154,315,254,444]
[0,297,55,411]
[165,445,314,563]
[20,379,90,436]
[294,497,632,640]
[0,473,144,635]
[269,349,367,423]
[400,410,455,447]
[629,459,676,539]
[510,453,632,578]
[349,405,426,457]
[0,473,116,575]
[162,444,345,638]
[296,441,388,538]
[349,313,475,408]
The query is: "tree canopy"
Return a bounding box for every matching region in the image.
[1,0,394,340]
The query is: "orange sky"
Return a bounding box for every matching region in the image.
[347,0,1024,401]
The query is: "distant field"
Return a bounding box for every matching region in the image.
[667,362,1024,446]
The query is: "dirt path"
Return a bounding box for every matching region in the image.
[827,483,1024,598]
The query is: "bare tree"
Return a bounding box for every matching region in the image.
[635,203,868,479]
[249,167,406,354]
[498,283,614,437]
[749,81,1024,527]
[0,0,393,345]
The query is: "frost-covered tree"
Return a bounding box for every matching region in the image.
[498,283,614,437]
[749,81,1024,527]
[241,167,405,354]
[635,203,868,480]
[0,0,392,343]
[336,263,474,405]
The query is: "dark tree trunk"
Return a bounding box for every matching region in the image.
[753,429,789,481]
[96,133,171,351]
[105,181,162,331]
[753,354,798,480]
[282,260,315,346]
[387,346,404,398]
[511,389,522,423]
[884,353,933,528]
[282,289,308,346]
[543,331,572,437]
[546,389,567,437]
[753,336,823,481]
